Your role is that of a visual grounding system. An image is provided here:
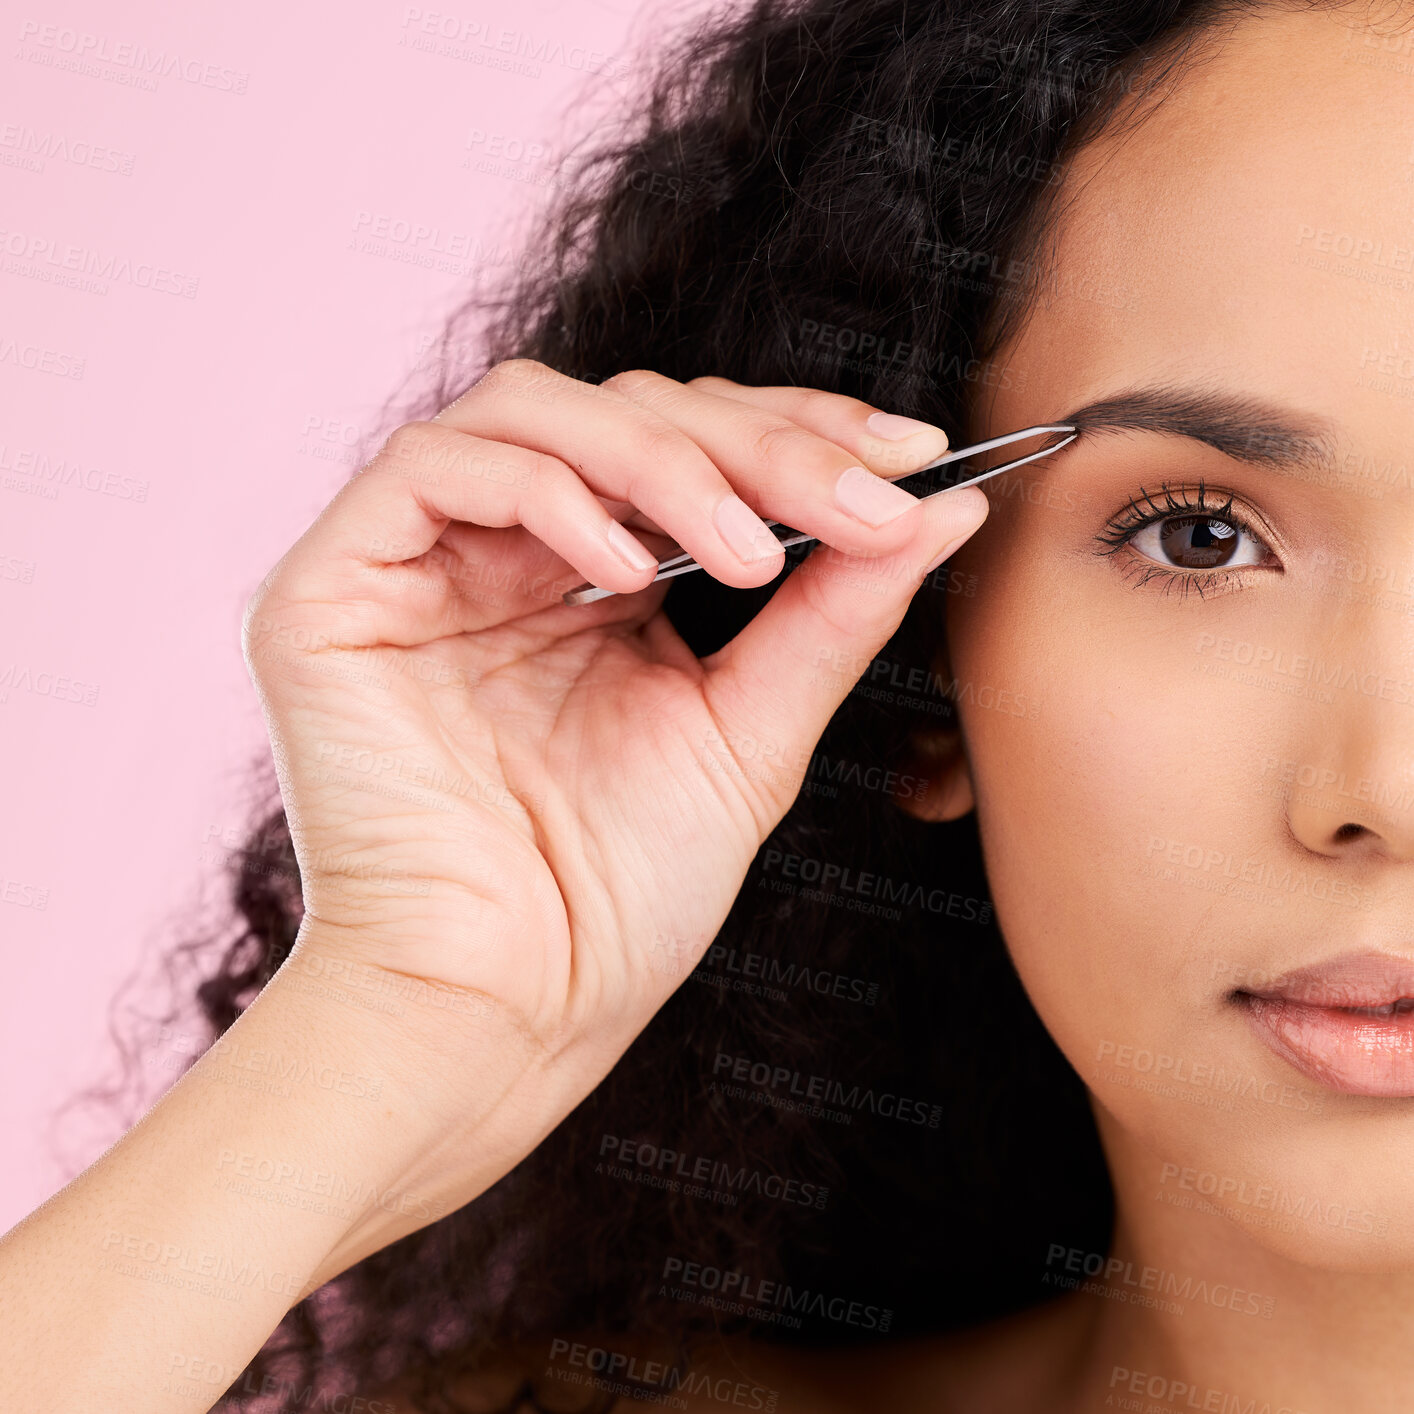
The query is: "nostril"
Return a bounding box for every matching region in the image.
[1334,822,1367,842]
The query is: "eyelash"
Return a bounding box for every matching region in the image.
[1093,480,1279,600]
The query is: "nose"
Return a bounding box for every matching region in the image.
[1281,703,1414,863]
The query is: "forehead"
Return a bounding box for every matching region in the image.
[983,5,1414,441]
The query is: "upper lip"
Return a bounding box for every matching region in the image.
[1237,950,1414,1010]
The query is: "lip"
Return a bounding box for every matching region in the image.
[1236,952,1414,1097]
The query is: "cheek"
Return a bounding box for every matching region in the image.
[944,569,1414,1266]
[941,539,1270,1070]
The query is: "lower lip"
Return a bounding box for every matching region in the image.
[1239,994,1414,1096]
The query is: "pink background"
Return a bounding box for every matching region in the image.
[0,0,694,1233]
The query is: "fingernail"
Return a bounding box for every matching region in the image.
[866,411,946,441]
[607,520,659,572]
[834,465,918,526]
[714,494,781,563]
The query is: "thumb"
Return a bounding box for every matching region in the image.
[699,483,989,808]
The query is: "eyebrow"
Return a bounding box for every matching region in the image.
[1059,385,1339,474]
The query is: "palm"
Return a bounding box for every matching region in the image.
[246,371,982,1069]
[273,589,784,1050]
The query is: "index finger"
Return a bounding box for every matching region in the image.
[685,376,950,477]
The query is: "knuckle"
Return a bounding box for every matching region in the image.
[379,419,437,469]
[793,386,847,424]
[631,416,695,471]
[469,357,559,406]
[241,577,335,667]
[239,589,262,655]
[602,367,671,401]
[375,420,475,485]
[602,370,678,410]
[240,583,281,665]
[520,448,568,494]
[480,356,545,389]
[747,418,818,473]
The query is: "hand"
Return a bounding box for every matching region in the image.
[242,361,987,1105]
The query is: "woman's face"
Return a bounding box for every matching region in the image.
[939,2,1414,1267]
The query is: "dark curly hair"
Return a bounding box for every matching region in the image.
[67,0,1359,1407]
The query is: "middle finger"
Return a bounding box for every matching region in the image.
[601,369,946,559]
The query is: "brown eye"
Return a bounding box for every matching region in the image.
[1130,512,1267,571]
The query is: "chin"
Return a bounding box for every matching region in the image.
[1102,1073,1414,1270]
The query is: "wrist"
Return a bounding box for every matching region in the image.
[270,916,551,1116]
[254,921,576,1285]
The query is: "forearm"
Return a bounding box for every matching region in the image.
[0,922,543,1410]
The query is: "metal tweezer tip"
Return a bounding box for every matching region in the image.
[560,422,1077,606]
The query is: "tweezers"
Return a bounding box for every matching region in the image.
[560,422,1078,605]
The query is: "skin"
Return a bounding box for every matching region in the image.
[10,5,1412,1411]
[375,6,1414,1412]
[382,9,1414,1411]
[890,3,1414,1408]
[0,276,994,1404]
